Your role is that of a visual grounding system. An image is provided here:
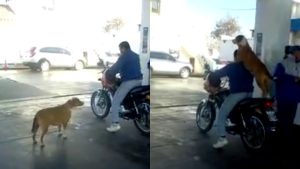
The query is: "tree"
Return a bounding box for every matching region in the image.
[103,17,125,33]
[211,16,240,39]
[207,16,241,50]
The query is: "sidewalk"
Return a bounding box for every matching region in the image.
[0,95,149,169]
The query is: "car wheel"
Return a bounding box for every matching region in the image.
[40,61,50,72]
[29,66,38,71]
[75,61,84,70]
[179,67,190,78]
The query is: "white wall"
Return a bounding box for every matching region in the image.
[253,0,293,97]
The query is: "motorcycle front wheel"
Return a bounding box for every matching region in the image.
[196,100,216,133]
[134,100,150,136]
[240,113,267,152]
[91,90,111,119]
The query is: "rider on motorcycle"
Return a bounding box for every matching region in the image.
[208,50,254,149]
[105,41,143,132]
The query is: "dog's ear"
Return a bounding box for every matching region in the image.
[233,35,247,46]
[239,38,248,46]
[67,98,73,103]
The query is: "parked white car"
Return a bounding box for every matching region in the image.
[20,46,87,71]
[150,51,193,78]
[98,52,119,67]
[201,55,229,72]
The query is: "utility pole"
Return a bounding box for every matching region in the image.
[140,0,150,85]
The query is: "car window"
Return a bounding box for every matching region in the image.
[40,47,71,55]
[40,47,61,54]
[61,48,71,55]
[150,52,171,60]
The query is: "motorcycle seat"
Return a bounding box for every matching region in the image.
[129,85,150,95]
[237,97,271,107]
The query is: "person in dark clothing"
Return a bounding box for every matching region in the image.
[105,41,143,132]
[208,50,254,149]
[273,45,300,152]
[283,45,293,59]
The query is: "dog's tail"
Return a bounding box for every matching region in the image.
[31,116,39,133]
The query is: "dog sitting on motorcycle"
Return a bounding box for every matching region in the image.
[205,50,254,149]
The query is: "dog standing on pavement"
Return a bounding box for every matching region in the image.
[31,97,84,147]
[232,35,273,97]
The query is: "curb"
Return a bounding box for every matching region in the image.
[0,92,94,104]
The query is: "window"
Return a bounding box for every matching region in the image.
[150,52,171,60]
[61,49,71,55]
[40,47,71,55]
[40,47,61,54]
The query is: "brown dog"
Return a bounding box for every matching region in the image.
[232,35,272,97]
[31,97,84,147]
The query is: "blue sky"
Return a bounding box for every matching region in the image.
[186,0,256,37]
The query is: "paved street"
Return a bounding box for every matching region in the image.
[0,69,149,169]
[0,95,149,169]
[150,76,206,107]
[0,69,100,101]
[150,76,300,169]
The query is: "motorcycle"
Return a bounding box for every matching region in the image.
[90,67,150,136]
[196,74,278,152]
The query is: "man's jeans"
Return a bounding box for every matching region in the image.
[111,79,142,123]
[216,92,252,137]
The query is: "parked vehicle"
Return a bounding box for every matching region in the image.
[20,46,87,71]
[96,51,119,68]
[201,55,229,74]
[150,51,193,78]
[196,76,277,152]
[90,67,150,136]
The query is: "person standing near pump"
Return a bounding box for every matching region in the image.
[105,41,143,132]
[273,45,300,149]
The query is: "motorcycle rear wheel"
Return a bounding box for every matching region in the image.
[134,100,150,136]
[240,113,267,153]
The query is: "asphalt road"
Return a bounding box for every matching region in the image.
[0,69,149,169]
[0,69,101,101]
[150,76,300,169]
[150,76,206,107]
[0,95,149,169]
[2,70,299,169]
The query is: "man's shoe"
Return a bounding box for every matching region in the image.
[226,119,236,127]
[106,123,121,132]
[213,137,228,149]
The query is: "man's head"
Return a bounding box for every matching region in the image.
[284,45,293,59]
[285,45,293,55]
[232,35,248,47]
[292,45,300,61]
[119,41,131,55]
